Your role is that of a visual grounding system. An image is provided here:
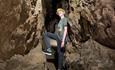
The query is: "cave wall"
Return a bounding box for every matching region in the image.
[0,0,46,70]
[66,0,115,49]
[0,0,38,59]
[0,0,25,59]
[0,0,44,60]
[64,0,115,70]
[94,0,115,49]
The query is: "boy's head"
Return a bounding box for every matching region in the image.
[56,8,65,17]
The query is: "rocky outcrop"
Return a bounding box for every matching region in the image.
[0,0,23,59]
[0,0,46,70]
[67,0,115,49]
[64,0,115,70]
[94,0,115,49]
[0,0,44,58]
[65,39,115,70]
[0,46,46,70]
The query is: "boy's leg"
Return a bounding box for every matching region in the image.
[57,39,65,69]
[43,32,58,55]
[44,32,58,48]
[46,32,58,39]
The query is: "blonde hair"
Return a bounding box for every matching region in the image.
[56,8,65,15]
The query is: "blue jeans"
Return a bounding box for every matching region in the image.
[43,32,65,69]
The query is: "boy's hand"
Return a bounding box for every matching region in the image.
[61,41,64,48]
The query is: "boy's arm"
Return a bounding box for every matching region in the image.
[61,26,67,47]
[62,26,67,42]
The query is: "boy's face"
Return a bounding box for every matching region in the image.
[58,11,64,17]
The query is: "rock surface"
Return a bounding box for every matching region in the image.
[65,39,115,70]
[0,0,115,70]
[0,0,46,70]
[0,46,46,70]
[64,0,115,70]
[0,0,24,59]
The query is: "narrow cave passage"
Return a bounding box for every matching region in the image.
[42,0,68,70]
[44,0,57,33]
[43,0,65,33]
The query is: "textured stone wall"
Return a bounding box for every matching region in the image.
[94,0,115,49]
[0,0,46,70]
[0,0,44,59]
[64,0,115,70]
[0,0,115,70]
[0,0,24,59]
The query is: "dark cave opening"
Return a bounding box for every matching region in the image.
[42,0,69,69]
[43,0,67,33]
